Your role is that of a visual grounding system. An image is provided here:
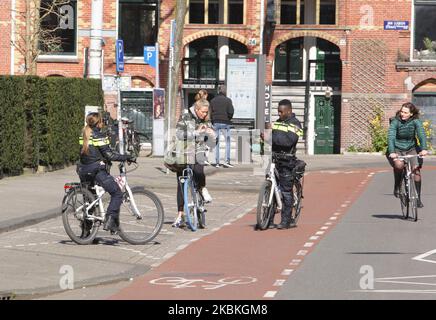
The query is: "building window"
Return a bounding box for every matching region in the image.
[274,38,304,81]
[189,0,205,23]
[280,0,336,25]
[320,0,335,25]
[119,0,158,57]
[188,0,244,24]
[280,0,304,24]
[39,0,77,55]
[228,0,243,24]
[414,0,436,60]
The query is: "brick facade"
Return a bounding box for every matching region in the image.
[0,0,435,153]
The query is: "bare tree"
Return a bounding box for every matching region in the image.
[167,0,188,130]
[12,0,71,75]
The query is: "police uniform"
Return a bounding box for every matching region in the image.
[271,113,303,228]
[78,127,131,229]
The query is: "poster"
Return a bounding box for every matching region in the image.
[153,88,165,119]
[226,58,258,120]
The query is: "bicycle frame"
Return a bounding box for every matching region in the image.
[265,162,283,211]
[397,154,420,204]
[72,162,142,221]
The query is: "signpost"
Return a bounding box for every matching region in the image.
[116,39,124,154]
[116,39,124,73]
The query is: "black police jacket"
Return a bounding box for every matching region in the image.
[79,128,129,165]
[272,114,303,154]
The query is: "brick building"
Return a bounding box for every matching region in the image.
[0,0,436,154]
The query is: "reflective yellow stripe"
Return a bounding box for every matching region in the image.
[91,137,110,146]
[78,137,110,146]
[272,122,303,137]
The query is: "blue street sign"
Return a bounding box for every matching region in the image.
[384,21,409,31]
[144,45,157,69]
[116,39,124,73]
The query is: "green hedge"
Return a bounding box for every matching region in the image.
[0,76,103,177]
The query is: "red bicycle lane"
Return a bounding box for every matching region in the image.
[110,168,379,300]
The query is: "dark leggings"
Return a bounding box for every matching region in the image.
[176,164,205,211]
[79,163,123,218]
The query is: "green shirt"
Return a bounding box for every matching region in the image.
[388,117,427,153]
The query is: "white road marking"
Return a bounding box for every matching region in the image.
[273,280,286,286]
[297,250,308,256]
[320,226,329,230]
[329,217,338,220]
[304,242,314,247]
[263,291,277,298]
[412,249,436,264]
[316,231,325,235]
[281,269,294,275]
[309,236,319,240]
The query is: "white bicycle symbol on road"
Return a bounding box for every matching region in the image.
[149,276,257,290]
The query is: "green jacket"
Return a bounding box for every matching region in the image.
[388,116,427,153]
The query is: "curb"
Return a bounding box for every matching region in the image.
[0,208,61,235]
[2,265,149,300]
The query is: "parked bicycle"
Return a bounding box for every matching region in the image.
[256,152,305,230]
[62,161,164,245]
[396,154,423,221]
[179,164,207,231]
[119,117,141,157]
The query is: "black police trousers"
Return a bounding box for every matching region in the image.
[78,162,123,219]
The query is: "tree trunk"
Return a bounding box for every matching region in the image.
[167,0,187,131]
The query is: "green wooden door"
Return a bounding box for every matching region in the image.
[314,95,341,154]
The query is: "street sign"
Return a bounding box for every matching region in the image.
[116,39,124,73]
[384,21,409,30]
[144,45,157,68]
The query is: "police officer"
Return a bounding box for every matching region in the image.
[271,99,303,229]
[78,112,135,234]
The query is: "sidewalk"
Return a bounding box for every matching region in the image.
[1,153,434,234]
[1,153,436,299]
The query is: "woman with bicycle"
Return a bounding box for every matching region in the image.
[78,112,135,234]
[388,102,428,208]
[171,98,216,228]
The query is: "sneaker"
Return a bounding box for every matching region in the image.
[215,163,220,168]
[417,199,424,208]
[172,216,185,228]
[201,187,213,203]
[222,161,234,168]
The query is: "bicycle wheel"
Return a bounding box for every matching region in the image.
[399,176,409,219]
[291,179,303,224]
[197,193,206,229]
[62,187,100,245]
[183,178,198,231]
[409,179,418,222]
[118,186,164,245]
[256,180,275,230]
[132,133,141,157]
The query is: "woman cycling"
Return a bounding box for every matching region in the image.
[78,112,135,233]
[171,98,216,228]
[388,102,428,208]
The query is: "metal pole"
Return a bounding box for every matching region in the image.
[89,0,103,79]
[117,74,124,155]
[156,42,160,88]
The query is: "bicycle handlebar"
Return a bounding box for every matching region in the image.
[395,154,424,161]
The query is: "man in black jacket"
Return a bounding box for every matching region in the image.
[210,85,234,168]
[271,99,303,229]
